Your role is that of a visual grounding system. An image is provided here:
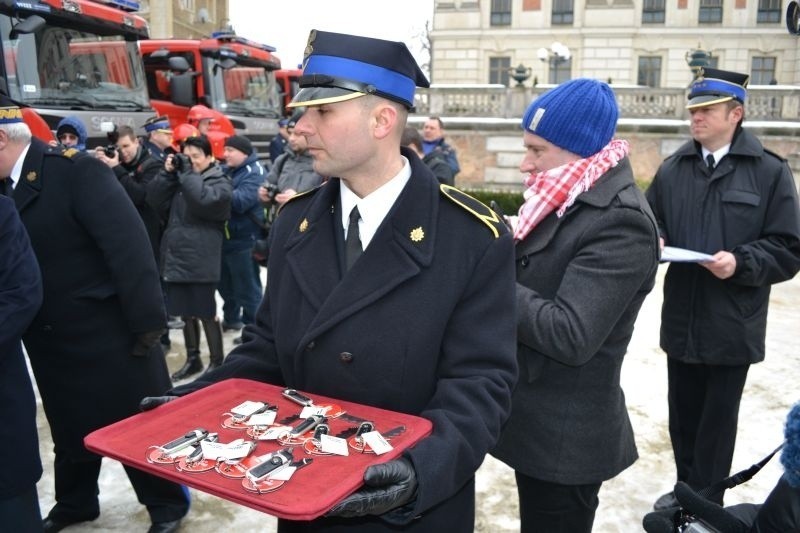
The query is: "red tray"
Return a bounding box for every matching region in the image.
[84,378,432,521]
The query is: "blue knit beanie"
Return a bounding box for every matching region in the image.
[522,78,618,158]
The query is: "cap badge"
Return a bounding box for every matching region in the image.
[410,226,425,242]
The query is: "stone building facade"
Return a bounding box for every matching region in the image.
[137,0,229,39]
[429,0,799,88]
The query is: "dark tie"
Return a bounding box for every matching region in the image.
[0,178,10,196]
[706,154,715,169]
[345,206,362,270]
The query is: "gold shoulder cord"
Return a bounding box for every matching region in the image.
[440,184,501,239]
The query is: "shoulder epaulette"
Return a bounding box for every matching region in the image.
[276,182,323,215]
[763,148,787,162]
[440,184,507,238]
[45,145,83,160]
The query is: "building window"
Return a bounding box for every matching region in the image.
[490,0,512,26]
[698,0,722,23]
[552,0,574,25]
[490,57,511,85]
[751,56,776,84]
[757,0,781,23]
[642,0,665,23]
[638,56,662,87]
[547,57,571,84]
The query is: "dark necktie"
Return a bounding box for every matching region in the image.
[0,178,10,196]
[706,154,715,169]
[345,206,362,270]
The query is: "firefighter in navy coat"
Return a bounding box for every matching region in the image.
[0,98,189,533]
[152,30,519,532]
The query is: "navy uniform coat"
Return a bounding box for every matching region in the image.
[0,196,43,499]
[492,158,660,485]
[646,128,800,365]
[14,139,172,460]
[174,150,518,531]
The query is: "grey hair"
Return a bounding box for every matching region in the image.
[1,122,32,143]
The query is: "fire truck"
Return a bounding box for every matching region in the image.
[276,67,301,111]
[140,31,284,161]
[0,0,155,146]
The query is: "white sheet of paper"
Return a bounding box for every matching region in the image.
[230,401,266,417]
[299,405,328,418]
[200,440,253,460]
[245,411,277,426]
[661,246,714,263]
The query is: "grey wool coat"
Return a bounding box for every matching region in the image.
[492,157,660,485]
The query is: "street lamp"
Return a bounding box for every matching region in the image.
[537,42,571,84]
[509,63,532,87]
[685,45,712,79]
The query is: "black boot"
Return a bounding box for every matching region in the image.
[201,317,224,374]
[171,318,203,381]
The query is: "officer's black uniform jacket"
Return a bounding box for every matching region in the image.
[646,127,800,365]
[14,139,171,458]
[173,150,518,531]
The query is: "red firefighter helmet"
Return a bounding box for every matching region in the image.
[187,104,215,124]
[171,123,199,150]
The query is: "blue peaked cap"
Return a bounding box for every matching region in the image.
[288,30,429,109]
[687,67,749,109]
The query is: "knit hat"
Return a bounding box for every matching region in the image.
[56,124,79,139]
[522,78,618,158]
[224,134,253,155]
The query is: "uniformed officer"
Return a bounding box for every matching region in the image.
[142,114,174,163]
[0,97,189,533]
[144,29,518,532]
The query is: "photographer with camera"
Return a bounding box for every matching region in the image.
[49,115,88,151]
[257,109,325,210]
[146,135,232,381]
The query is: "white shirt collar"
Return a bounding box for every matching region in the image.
[702,143,730,165]
[8,142,31,190]
[340,157,412,250]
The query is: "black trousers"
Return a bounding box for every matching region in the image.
[667,358,750,504]
[0,484,43,532]
[48,452,189,524]
[515,472,602,533]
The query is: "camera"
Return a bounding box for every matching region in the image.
[172,153,191,173]
[103,144,118,158]
[99,120,119,159]
[262,181,278,201]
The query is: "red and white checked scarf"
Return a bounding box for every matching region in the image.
[513,139,630,242]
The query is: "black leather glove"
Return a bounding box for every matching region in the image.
[642,508,681,533]
[673,481,749,533]
[132,329,164,357]
[139,395,178,412]
[326,457,418,518]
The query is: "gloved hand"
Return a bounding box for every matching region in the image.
[642,508,681,533]
[132,329,164,357]
[139,395,178,412]
[326,457,418,518]
[673,481,749,533]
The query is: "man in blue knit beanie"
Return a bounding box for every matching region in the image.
[491,78,660,533]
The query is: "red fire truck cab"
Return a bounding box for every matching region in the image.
[140,31,284,161]
[0,0,155,147]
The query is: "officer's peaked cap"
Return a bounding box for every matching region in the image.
[687,67,749,110]
[288,29,429,110]
[0,93,23,125]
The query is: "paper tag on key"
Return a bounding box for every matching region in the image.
[319,434,349,456]
[200,439,253,461]
[245,410,277,426]
[362,431,393,455]
[299,405,328,418]
[269,465,297,481]
[257,425,292,440]
[231,401,267,417]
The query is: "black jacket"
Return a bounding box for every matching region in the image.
[0,196,42,498]
[147,162,232,283]
[646,128,800,364]
[113,146,163,262]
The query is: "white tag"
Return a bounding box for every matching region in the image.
[245,411,277,426]
[257,425,292,441]
[269,465,296,481]
[299,405,327,418]
[231,401,266,417]
[319,434,349,456]
[200,440,253,460]
[362,431,393,455]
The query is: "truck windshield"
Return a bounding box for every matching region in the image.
[2,23,149,110]
[207,57,282,118]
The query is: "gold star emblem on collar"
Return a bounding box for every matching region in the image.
[410,226,425,242]
[299,218,309,232]
[26,171,37,182]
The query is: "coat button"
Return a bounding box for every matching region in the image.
[306,341,315,350]
[339,352,353,364]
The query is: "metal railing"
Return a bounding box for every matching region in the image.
[413,84,800,121]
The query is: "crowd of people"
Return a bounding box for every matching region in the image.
[1,26,799,533]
